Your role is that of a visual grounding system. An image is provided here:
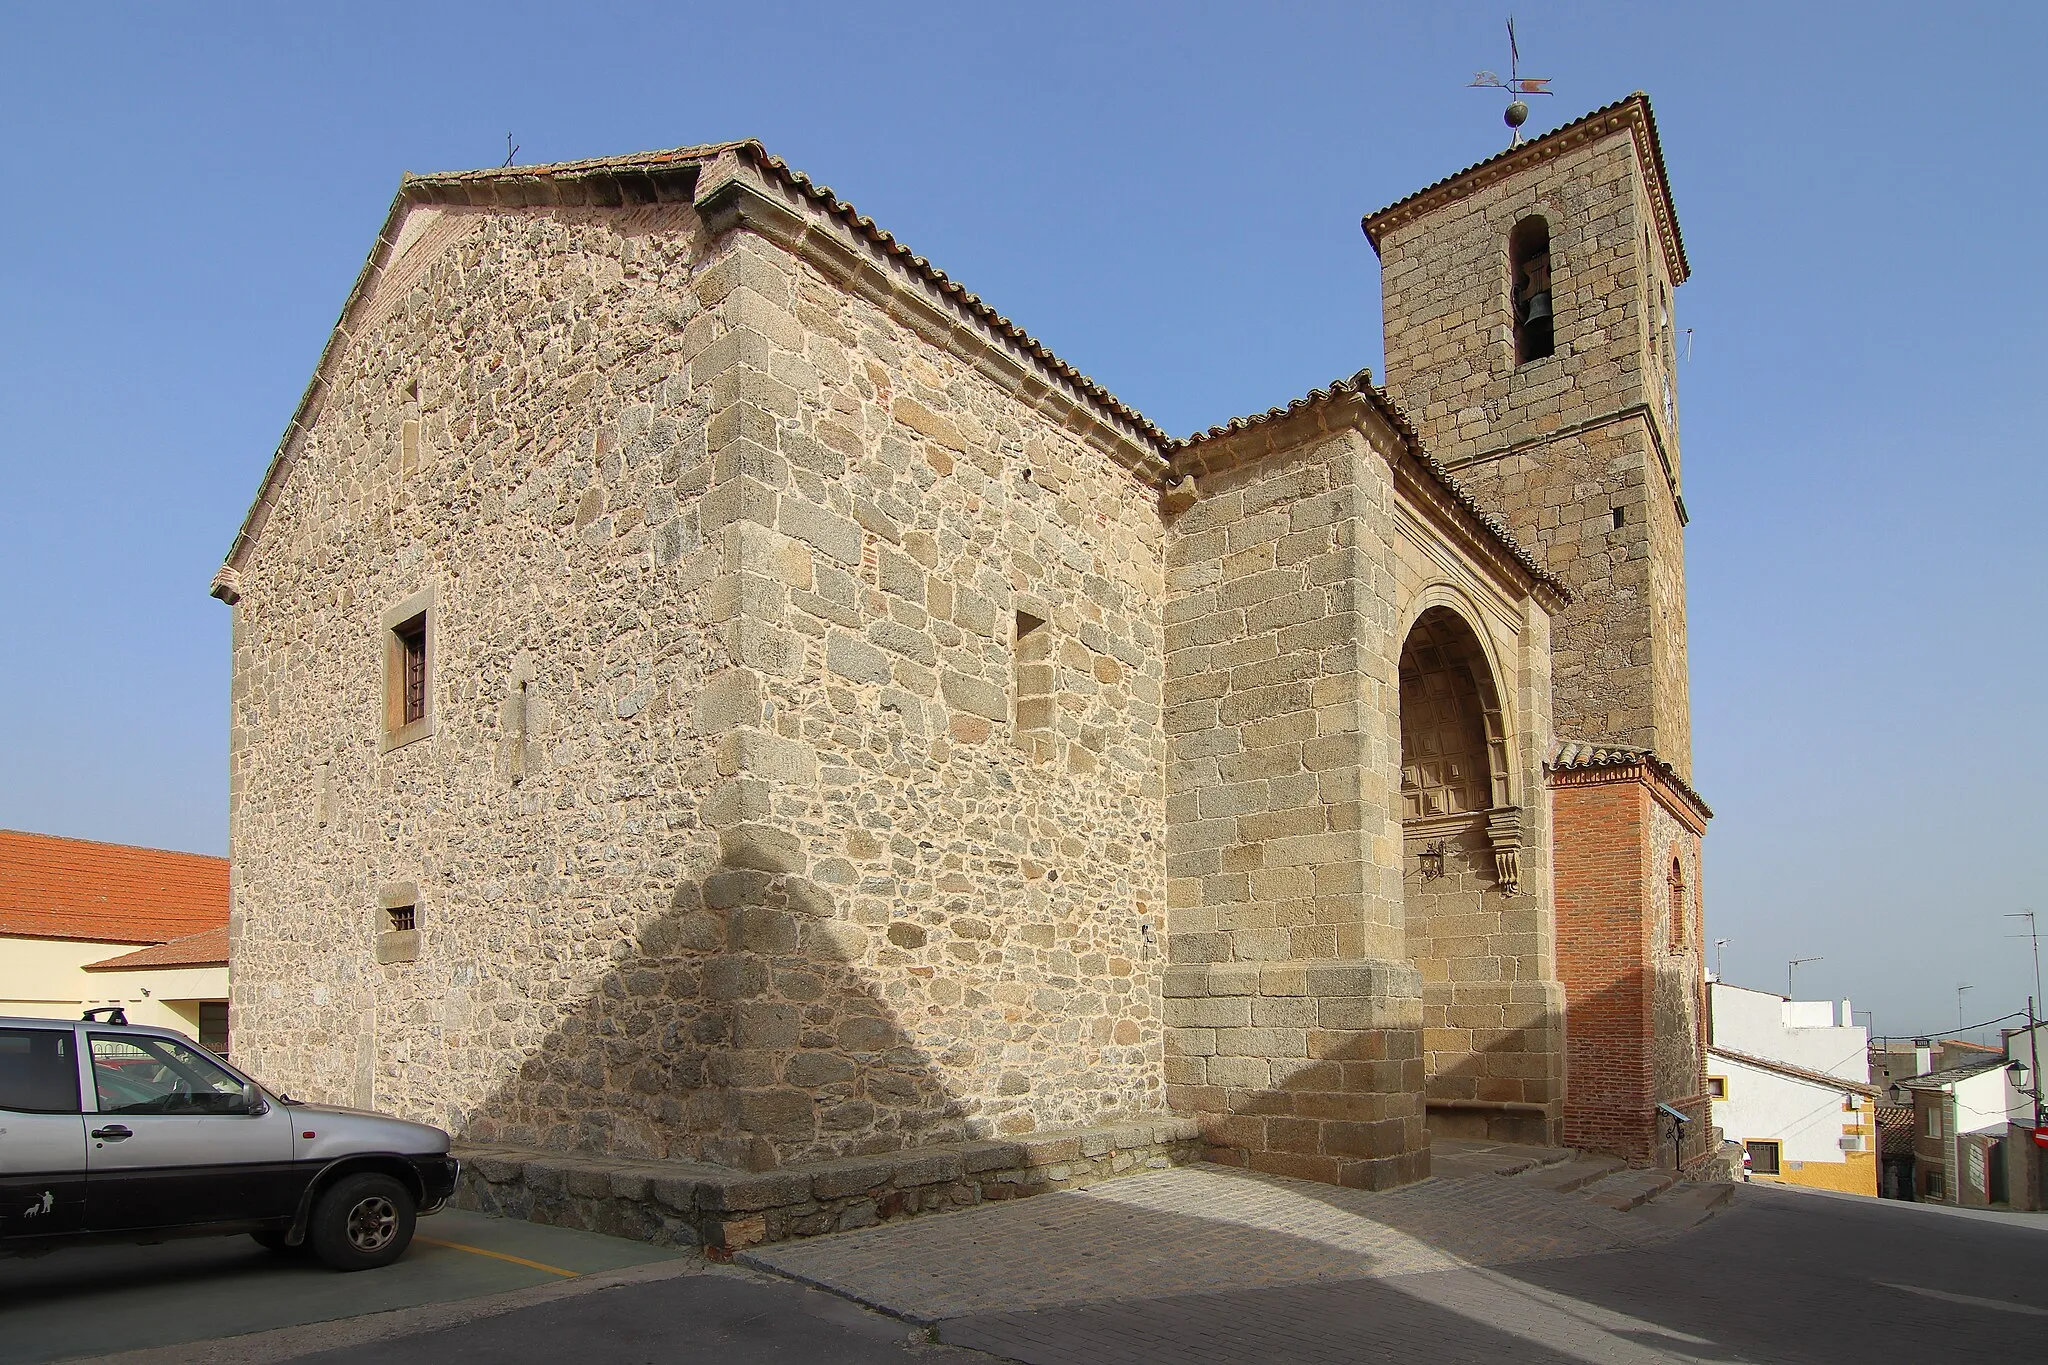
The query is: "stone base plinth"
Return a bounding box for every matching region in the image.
[454,1116,1203,1251]
[1163,958,1428,1190]
[1421,979,1565,1147]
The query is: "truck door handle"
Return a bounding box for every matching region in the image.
[91,1125,132,1141]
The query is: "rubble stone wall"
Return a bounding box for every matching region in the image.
[228,201,728,1146]
[228,181,1172,1172]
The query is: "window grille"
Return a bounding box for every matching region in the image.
[394,614,427,725]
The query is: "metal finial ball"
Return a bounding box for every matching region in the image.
[1504,100,1530,130]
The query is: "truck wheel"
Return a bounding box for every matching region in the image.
[308,1172,416,1271]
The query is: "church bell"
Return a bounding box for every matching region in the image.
[1522,290,1552,324]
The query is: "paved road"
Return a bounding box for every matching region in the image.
[0,1209,682,1364]
[38,1175,2048,1363]
[933,1185,2048,1364]
[744,1162,1663,1319]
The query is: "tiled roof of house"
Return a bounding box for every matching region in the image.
[1548,739,1713,819]
[1875,1104,1916,1157]
[1361,93,1689,285]
[1708,1046,1877,1097]
[0,830,228,945]
[82,926,230,972]
[1896,1059,2009,1089]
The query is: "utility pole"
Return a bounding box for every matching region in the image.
[2007,912,2044,1198]
[1788,956,1821,997]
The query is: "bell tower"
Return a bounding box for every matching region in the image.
[1365,94,1692,775]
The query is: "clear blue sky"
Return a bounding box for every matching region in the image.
[3,2,2041,1040]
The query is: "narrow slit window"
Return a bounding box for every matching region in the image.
[1668,855,1687,948]
[1612,506,1625,530]
[1014,611,1052,755]
[395,613,427,725]
[1510,216,1555,365]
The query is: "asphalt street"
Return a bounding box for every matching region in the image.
[933,1185,2048,1364]
[18,1182,2048,1364]
[0,1208,681,1364]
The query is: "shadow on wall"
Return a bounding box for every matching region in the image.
[460,862,967,1172]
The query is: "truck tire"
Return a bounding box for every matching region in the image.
[307,1172,416,1271]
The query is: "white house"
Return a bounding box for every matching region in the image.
[1708,981,1877,1195]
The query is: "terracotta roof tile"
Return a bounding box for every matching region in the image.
[83,926,230,971]
[1549,739,1713,819]
[0,830,228,945]
[1708,1045,1877,1096]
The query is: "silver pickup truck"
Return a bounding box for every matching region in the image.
[0,1011,457,1270]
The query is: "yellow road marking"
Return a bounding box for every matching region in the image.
[415,1236,579,1278]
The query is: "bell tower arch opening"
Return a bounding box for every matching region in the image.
[1509,215,1554,365]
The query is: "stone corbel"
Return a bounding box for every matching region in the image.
[693,161,808,248]
[1486,807,1523,894]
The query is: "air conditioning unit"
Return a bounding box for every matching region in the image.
[1839,1135,1866,1152]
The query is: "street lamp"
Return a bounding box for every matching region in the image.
[1958,983,1974,1039]
[1714,938,1730,982]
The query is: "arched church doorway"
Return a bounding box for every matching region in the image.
[1398,605,1556,1143]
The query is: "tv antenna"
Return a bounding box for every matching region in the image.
[1469,17,1553,147]
[503,133,521,168]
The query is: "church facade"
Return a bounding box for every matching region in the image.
[214,94,1711,1187]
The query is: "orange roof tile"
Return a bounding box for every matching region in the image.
[83,926,230,972]
[0,830,228,945]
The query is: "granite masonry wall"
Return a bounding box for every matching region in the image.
[1162,412,1424,1189]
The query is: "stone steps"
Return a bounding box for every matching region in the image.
[1440,1138,1735,1229]
[1627,1179,1736,1232]
[1577,1166,1679,1211]
[1511,1153,1628,1194]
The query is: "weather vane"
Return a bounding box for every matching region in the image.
[1469,17,1552,147]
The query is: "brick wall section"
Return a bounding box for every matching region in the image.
[1549,760,1709,1167]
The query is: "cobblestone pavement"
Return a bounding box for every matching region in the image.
[743,1161,1664,1320]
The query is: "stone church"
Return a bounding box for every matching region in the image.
[214,93,1714,1197]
